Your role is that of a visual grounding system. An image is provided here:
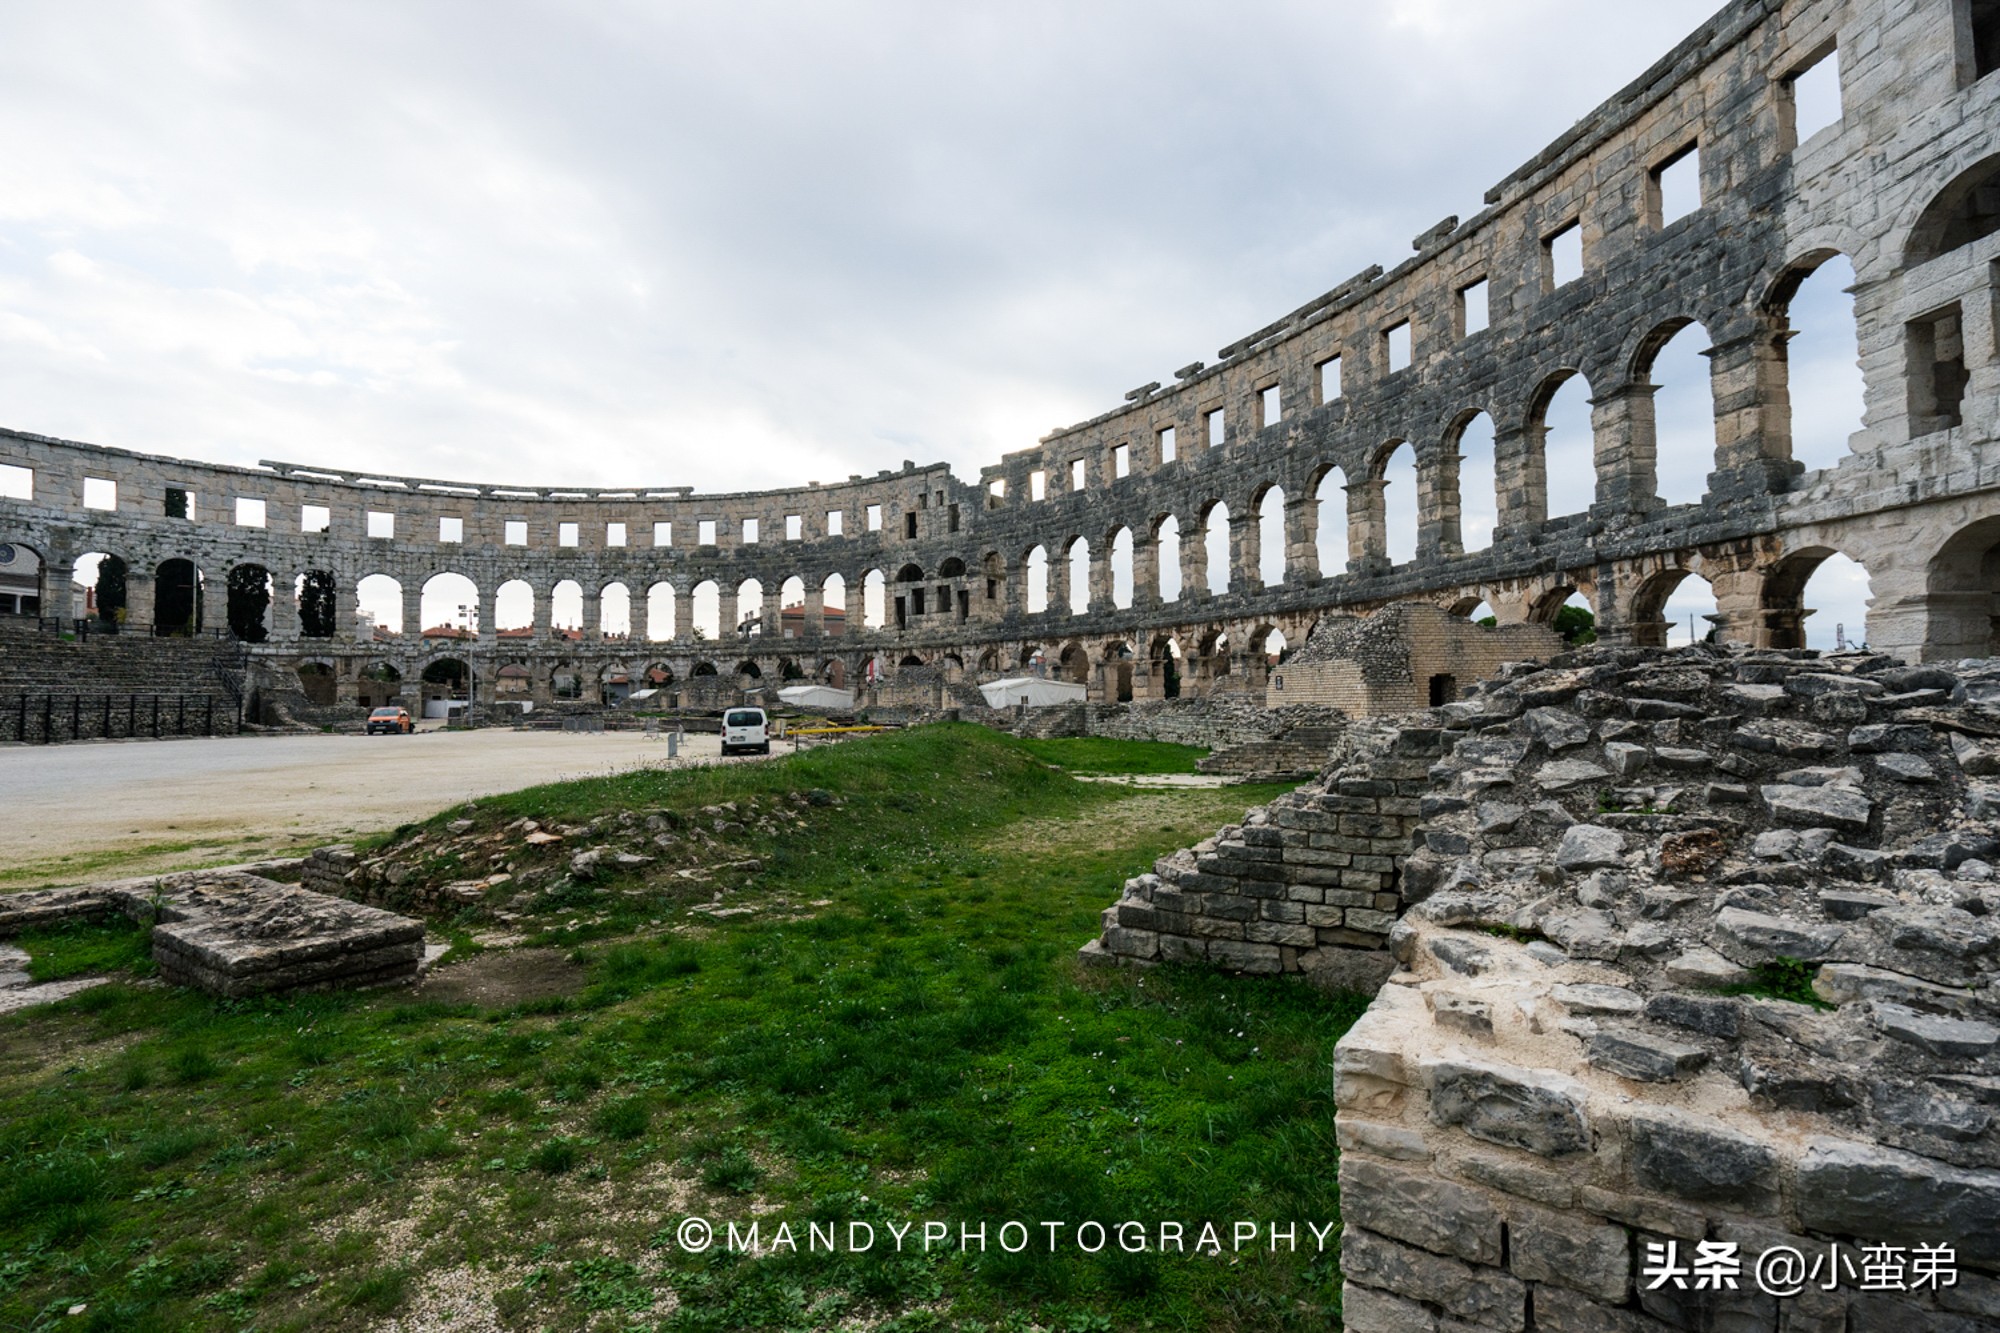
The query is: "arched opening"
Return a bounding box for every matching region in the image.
[1109,526,1134,609]
[551,664,583,700]
[1535,372,1596,518]
[0,542,44,618]
[155,558,206,636]
[1377,444,1418,565]
[736,659,763,681]
[1203,502,1231,594]
[735,578,764,637]
[295,661,336,706]
[691,660,719,677]
[599,582,632,640]
[297,570,338,638]
[421,657,472,715]
[358,661,403,708]
[495,663,532,698]
[862,569,887,629]
[691,580,722,640]
[937,557,966,578]
[1769,253,1864,472]
[1629,570,1717,648]
[1314,467,1348,575]
[1903,153,2000,267]
[1460,599,1497,626]
[353,574,401,638]
[897,653,924,670]
[1155,517,1182,601]
[820,573,847,636]
[597,661,632,705]
[820,658,847,688]
[72,552,123,626]
[645,581,676,641]
[495,579,534,637]
[1634,320,1716,507]
[1150,634,1183,699]
[1067,537,1091,614]
[1263,627,1288,663]
[1024,547,1049,614]
[1103,640,1134,701]
[1530,587,1598,644]
[1058,642,1090,684]
[1453,416,1497,554]
[224,564,272,642]
[550,579,584,636]
[1257,485,1286,586]
[420,572,479,639]
[1763,549,1873,651]
[1923,516,2000,659]
[779,576,807,638]
[1198,630,1232,690]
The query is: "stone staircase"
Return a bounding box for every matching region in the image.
[0,618,247,742]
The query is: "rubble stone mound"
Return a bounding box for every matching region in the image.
[0,870,424,998]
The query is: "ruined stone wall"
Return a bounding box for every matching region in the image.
[1268,602,1562,713]
[2,0,1996,716]
[1009,696,1347,749]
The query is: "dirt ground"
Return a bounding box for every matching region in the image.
[0,728,771,886]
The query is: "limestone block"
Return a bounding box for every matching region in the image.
[1341,1229,1526,1332]
[1796,1137,2000,1268]
[1507,1202,1630,1304]
[1424,1057,1591,1158]
[1337,1156,1504,1265]
[1624,1108,1781,1210]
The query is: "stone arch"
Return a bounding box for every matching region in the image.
[0,540,46,618]
[1149,632,1184,699]
[1442,414,1497,555]
[1761,249,1865,473]
[1762,545,1874,651]
[550,660,583,700]
[1902,151,2000,267]
[1108,524,1134,609]
[1922,515,2000,659]
[1201,500,1231,594]
[155,557,206,636]
[691,660,719,677]
[298,569,339,638]
[1153,514,1183,601]
[819,572,848,636]
[937,556,966,579]
[1527,368,1597,521]
[819,657,847,687]
[645,581,676,641]
[690,579,722,640]
[861,568,887,629]
[736,658,764,680]
[1310,464,1348,575]
[1065,535,1091,614]
[1368,441,1418,566]
[73,550,127,626]
[735,578,764,637]
[1254,483,1286,587]
[1629,316,1718,508]
[550,579,584,634]
[1629,566,1719,649]
[224,563,273,642]
[779,576,808,636]
[1057,640,1090,684]
[420,571,479,640]
[421,655,474,711]
[495,578,535,636]
[895,562,925,583]
[598,580,632,640]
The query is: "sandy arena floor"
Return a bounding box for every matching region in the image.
[0,728,760,884]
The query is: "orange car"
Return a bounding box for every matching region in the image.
[366,706,414,735]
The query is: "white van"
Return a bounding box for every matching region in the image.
[720,707,771,756]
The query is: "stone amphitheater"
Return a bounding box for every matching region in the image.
[1,0,1998,1327]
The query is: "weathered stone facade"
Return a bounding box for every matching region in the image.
[1268,602,1562,715]
[0,0,1994,719]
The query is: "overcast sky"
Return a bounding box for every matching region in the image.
[0,0,1873,644]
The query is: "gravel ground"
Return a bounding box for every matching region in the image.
[0,727,771,883]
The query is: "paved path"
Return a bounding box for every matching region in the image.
[0,728,753,884]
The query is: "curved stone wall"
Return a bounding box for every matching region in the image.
[1,0,1996,709]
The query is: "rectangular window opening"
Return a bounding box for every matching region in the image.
[1029,472,1046,502]
[606,521,627,547]
[1652,143,1702,227]
[1385,321,1413,373]
[303,504,332,534]
[1070,459,1086,491]
[785,514,802,541]
[904,511,917,539]
[948,503,959,533]
[826,509,844,536]
[504,519,528,546]
[164,486,191,520]
[0,463,30,500]
[367,510,395,540]
[1318,355,1343,402]
[438,515,463,543]
[866,504,882,530]
[235,497,267,528]
[1205,407,1224,447]
[986,479,1005,501]
[1968,0,2000,82]
[1545,221,1584,290]
[1908,303,1968,435]
[1113,442,1130,478]
[558,521,580,547]
[84,478,118,512]
[1157,425,1177,463]
[1460,279,1489,337]
[1786,47,1842,144]
[742,518,759,544]
[699,519,719,545]
[1259,384,1281,427]
[653,520,673,546]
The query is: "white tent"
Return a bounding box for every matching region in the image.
[978,676,1087,708]
[777,684,855,710]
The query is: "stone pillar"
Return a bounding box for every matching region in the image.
[269,571,299,640]
[1285,497,1320,581]
[1708,565,1766,648]
[1179,524,1207,601]
[125,568,155,632]
[1591,384,1662,515]
[1089,544,1113,612]
[801,589,824,638]
[1131,530,1160,608]
[760,586,781,641]
[581,587,602,641]
[1053,544,1074,616]
[1493,423,1545,540]
[1349,479,1389,572]
[400,582,421,641]
[1419,452,1460,557]
[1233,509,1260,592]
[1706,329,1799,497]
[477,584,498,645]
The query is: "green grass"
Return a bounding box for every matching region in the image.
[0,725,1358,1331]
[1014,736,1209,775]
[16,918,155,983]
[1719,956,1833,1009]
